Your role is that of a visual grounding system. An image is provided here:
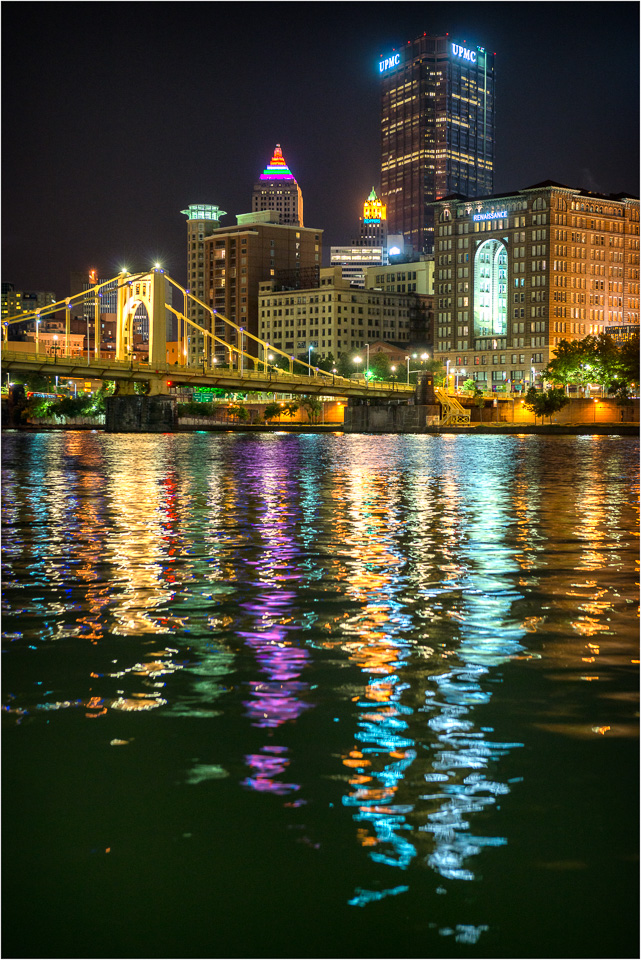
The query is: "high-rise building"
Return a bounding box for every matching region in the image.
[358,188,388,247]
[431,181,640,391]
[203,212,322,363]
[181,204,227,360]
[252,145,303,226]
[330,188,389,287]
[379,34,495,255]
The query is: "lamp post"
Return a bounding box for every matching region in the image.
[391,364,397,390]
[52,335,60,389]
[308,344,313,375]
[405,355,410,384]
[446,359,451,390]
[531,365,536,388]
[354,356,362,379]
[365,343,370,379]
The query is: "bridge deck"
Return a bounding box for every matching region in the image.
[1,348,415,399]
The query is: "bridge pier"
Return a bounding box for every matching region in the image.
[105,395,177,433]
[343,374,441,433]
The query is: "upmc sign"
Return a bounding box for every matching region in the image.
[452,43,477,63]
[379,52,401,72]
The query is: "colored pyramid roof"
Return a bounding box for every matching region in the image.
[260,144,296,181]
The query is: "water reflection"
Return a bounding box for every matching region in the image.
[2,433,638,956]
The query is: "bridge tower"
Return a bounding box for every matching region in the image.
[116,268,167,369]
[106,268,175,430]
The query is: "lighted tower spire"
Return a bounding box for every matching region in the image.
[252,144,303,226]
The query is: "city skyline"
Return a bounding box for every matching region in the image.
[2,2,638,297]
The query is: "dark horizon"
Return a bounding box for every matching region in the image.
[2,2,639,297]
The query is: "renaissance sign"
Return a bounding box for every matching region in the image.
[473,210,507,221]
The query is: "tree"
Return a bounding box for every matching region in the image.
[544,334,626,395]
[337,353,356,378]
[282,401,299,419]
[524,386,569,424]
[462,378,476,392]
[229,403,248,422]
[618,335,640,389]
[424,358,446,386]
[263,402,281,422]
[369,352,392,381]
[299,395,322,423]
[316,352,337,374]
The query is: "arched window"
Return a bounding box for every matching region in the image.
[533,197,547,211]
[474,239,508,338]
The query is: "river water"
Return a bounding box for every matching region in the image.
[2,431,638,959]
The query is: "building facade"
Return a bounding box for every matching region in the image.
[181,204,227,360]
[258,265,416,361]
[2,283,56,320]
[365,258,434,296]
[432,181,640,391]
[379,34,495,255]
[203,215,322,363]
[252,145,303,227]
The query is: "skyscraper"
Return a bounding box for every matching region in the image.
[180,204,227,361]
[252,145,303,226]
[379,34,495,255]
[330,187,388,287]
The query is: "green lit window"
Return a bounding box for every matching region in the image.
[473,239,507,338]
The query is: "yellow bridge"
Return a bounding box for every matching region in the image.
[1,269,414,400]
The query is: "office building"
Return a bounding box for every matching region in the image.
[365,259,434,296]
[432,181,640,391]
[203,212,322,363]
[330,188,389,286]
[258,265,416,361]
[329,245,386,287]
[379,34,495,255]
[2,283,56,319]
[181,204,227,359]
[252,144,303,226]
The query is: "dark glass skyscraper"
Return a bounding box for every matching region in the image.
[379,34,495,254]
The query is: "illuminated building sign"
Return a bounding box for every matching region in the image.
[452,43,477,63]
[473,210,507,221]
[260,144,295,181]
[379,53,400,72]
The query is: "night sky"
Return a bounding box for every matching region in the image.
[2,2,639,298]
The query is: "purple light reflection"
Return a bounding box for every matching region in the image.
[241,745,300,795]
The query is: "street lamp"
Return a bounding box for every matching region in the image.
[353,356,362,378]
[365,343,370,379]
[52,334,60,362]
[531,365,536,387]
[446,359,451,389]
[405,355,410,384]
[308,344,314,374]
